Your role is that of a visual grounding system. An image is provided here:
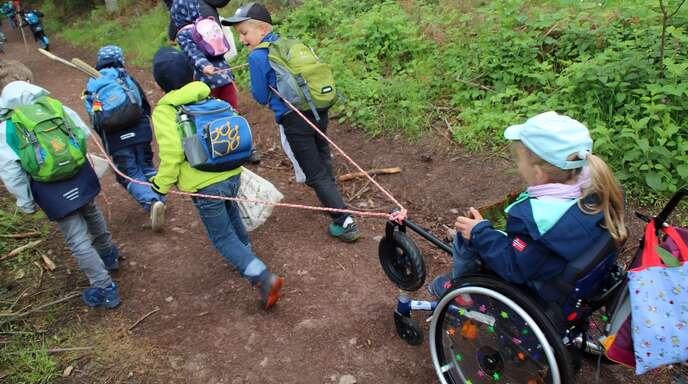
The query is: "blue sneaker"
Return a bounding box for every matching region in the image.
[428,275,452,298]
[100,246,119,271]
[82,283,121,309]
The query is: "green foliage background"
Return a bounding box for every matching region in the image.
[45,0,688,198]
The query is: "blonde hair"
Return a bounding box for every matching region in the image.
[514,142,627,243]
[241,19,273,33]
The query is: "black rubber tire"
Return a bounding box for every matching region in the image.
[432,275,575,384]
[394,311,424,346]
[379,231,426,291]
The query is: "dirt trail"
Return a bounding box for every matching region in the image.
[3,29,653,384]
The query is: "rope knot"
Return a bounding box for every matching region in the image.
[389,209,407,225]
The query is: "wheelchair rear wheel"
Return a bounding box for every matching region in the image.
[429,276,574,384]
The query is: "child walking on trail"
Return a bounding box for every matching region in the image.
[223,2,361,243]
[0,81,122,309]
[171,0,239,110]
[83,45,166,232]
[428,111,627,303]
[150,47,284,310]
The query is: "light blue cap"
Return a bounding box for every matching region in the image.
[504,111,592,170]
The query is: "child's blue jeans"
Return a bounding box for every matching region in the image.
[112,143,165,211]
[191,174,267,284]
[56,200,115,288]
[451,235,482,280]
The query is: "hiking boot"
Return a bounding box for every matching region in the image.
[82,283,121,309]
[100,246,119,271]
[328,216,360,243]
[259,273,284,310]
[150,200,166,232]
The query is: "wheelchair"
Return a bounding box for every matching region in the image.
[379,187,688,384]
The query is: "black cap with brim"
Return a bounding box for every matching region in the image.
[221,2,272,26]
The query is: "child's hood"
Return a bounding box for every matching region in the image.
[0,81,49,118]
[171,0,201,28]
[158,81,211,107]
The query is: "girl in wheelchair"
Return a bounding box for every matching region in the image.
[428,111,627,308]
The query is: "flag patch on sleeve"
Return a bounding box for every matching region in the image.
[512,237,527,252]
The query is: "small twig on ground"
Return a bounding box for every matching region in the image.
[455,78,495,92]
[128,307,160,331]
[6,346,94,355]
[1,239,43,261]
[349,182,371,202]
[0,291,80,326]
[336,261,346,271]
[8,288,30,312]
[337,167,401,182]
[33,261,44,289]
[0,231,41,239]
[483,142,511,161]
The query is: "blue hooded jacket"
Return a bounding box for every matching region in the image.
[469,193,615,302]
[247,32,290,123]
[171,0,233,89]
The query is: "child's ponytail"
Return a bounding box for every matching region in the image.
[579,154,627,244]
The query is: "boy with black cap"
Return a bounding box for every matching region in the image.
[223,3,361,243]
[150,47,284,310]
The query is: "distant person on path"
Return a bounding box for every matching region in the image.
[150,47,284,310]
[0,81,122,309]
[82,45,166,232]
[224,3,361,243]
[427,112,627,307]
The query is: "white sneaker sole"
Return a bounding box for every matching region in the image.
[150,201,166,232]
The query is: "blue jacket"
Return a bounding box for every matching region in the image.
[172,0,233,88]
[84,69,153,154]
[470,193,612,301]
[248,33,291,123]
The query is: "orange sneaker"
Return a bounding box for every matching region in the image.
[260,274,284,310]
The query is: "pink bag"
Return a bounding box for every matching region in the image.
[180,17,229,57]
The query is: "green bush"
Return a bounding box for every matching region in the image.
[53,0,688,197]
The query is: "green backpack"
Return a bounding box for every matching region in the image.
[257,38,337,121]
[10,96,87,183]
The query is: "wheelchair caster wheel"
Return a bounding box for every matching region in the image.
[379,231,426,291]
[394,310,423,346]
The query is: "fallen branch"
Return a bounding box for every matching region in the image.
[128,307,160,331]
[5,346,94,355]
[455,78,495,92]
[0,231,41,239]
[1,240,43,261]
[0,291,80,327]
[337,167,401,182]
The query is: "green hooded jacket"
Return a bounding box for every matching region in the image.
[151,81,241,194]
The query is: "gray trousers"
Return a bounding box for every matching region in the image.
[56,200,113,288]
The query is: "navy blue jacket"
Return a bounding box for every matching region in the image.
[470,193,611,301]
[248,33,291,123]
[88,72,153,154]
[31,161,101,220]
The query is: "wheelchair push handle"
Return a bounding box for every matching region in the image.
[635,186,687,228]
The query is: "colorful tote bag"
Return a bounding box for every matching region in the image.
[628,220,688,374]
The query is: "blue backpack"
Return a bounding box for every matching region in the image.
[84,68,143,133]
[177,98,252,172]
[24,11,39,25]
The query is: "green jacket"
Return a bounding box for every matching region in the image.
[151,81,241,194]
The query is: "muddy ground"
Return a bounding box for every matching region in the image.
[2,27,673,384]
